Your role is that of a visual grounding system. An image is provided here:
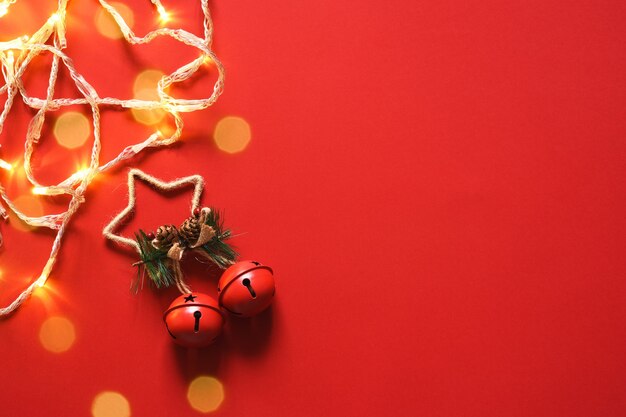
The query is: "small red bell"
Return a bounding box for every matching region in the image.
[218,260,275,317]
[163,293,224,347]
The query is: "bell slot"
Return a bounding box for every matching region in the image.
[193,310,202,333]
[242,278,257,298]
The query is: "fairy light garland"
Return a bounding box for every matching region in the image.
[0,0,225,316]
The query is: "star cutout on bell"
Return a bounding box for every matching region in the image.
[184,294,198,303]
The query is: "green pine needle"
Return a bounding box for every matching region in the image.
[198,209,238,268]
[132,208,237,290]
[135,230,176,288]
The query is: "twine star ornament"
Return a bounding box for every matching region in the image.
[103,168,205,252]
[103,169,208,293]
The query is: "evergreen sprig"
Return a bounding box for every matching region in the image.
[197,209,238,268]
[134,230,175,289]
[133,208,237,290]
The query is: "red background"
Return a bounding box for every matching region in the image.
[1,0,626,415]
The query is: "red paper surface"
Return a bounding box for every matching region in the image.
[1,0,625,416]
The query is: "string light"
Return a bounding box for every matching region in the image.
[0,159,13,171]
[157,6,171,24]
[31,186,52,196]
[150,0,171,24]
[35,274,48,288]
[0,0,225,316]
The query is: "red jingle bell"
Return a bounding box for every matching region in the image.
[163,293,224,347]
[218,260,275,317]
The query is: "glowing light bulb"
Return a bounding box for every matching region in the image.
[36,274,48,287]
[157,5,171,23]
[54,167,91,189]
[32,186,69,196]
[33,167,90,195]
[69,168,89,182]
[32,187,49,195]
[0,159,13,171]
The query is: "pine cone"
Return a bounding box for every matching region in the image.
[153,225,179,247]
[179,216,200,244]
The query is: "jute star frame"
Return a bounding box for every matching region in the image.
[103,168,237,294]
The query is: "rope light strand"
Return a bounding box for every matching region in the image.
[0,0,224,316]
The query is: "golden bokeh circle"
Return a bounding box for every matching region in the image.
[187,376,225,413]
[213,116,251,154]
[131,89,166,125]
[92,391,131,417]
[54,111,91,149]
[39,316,76,353]
[133,69,164,96]
[11,194,44,232]
[95,2,134,40]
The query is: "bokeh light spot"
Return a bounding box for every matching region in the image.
[54,111,91,149]
[131,89,166,125]
[187,376,224,413]
[11,194,44,232]
[133,69,164,96]
[39,316,75,353]
[95,2,134,40]
[92,391,131,417]
[213,116,251,154]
